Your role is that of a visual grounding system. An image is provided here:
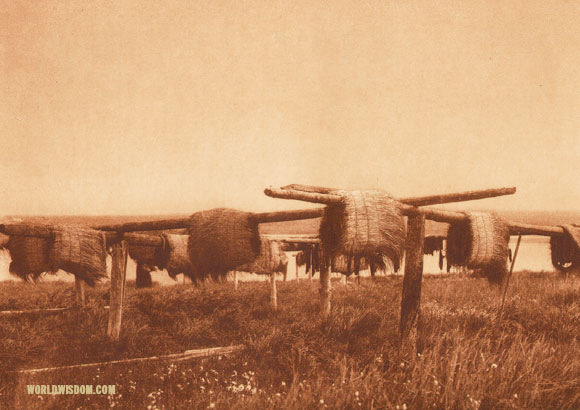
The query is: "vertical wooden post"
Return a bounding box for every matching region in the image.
[74,277,86,307]
[295,258,299,280]
[400,213,426,354]
[107,240,128,341]
[342,274,347,285]
[309,248,313,282]
[136,263,153,288]
[319,254,331,317]
[233,271,239,291]
[269,272,278,310]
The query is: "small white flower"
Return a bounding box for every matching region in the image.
[491,363,498,369]
[320,399,324,404]
[209,403,215,409]
[514,394,518,399]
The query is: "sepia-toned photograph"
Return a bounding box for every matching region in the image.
[1,1,579,409]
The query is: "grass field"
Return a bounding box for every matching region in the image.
[1,271,580,409]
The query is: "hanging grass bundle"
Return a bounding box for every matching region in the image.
[128,236,167,271]
[446,212,510,284]
[319,190,406,270]
[550,225,580,273]
[0,233,9,248]
[295,247,319,271]
[188,208,261,279]
[165,234,195,279]
[237,239,288,274]
[424,236,444,256]
[331,254,369,276]
[48,226,107,286]
[5,235,53,281]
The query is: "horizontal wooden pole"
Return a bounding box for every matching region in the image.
[400,187,516,207]
[13,345,244,375]
[281,184,337,194]
[0,223,120,241]
[277,184,516,207]
[95,208,327,233]
[0,306,110,316]
[264,187,343,204]
[123,232,165,247]
[508,221,564,236]
[281,238,320,244]
[252,208,325,223]
[96,218,192,232]
[400,204,566,237]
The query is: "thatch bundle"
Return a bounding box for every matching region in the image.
[446,212,510,284]
[331,254,369,276]
[127,235,168,271]
[295,246,320,273]
[424,236,444,256]
[165,234,195,279]
[188,208,260,278]
[48,226,107,286]
[319,190,406,269]
[237,238,288,274]
[5,235,53,281]
[550,225,580,273]
[0,233,9,248]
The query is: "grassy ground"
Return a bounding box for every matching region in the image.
[1,271,580,409]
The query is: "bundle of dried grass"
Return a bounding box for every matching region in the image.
[319,190,405,270]
[446,212,510,284]
[367,253,393,273]
[331,254,369,276]
[237,238,288,274]
[128,237,167,271]
[5,235,53,281]
[295,251,307,268]
[550,225,580,273]
[0,233,9,248]
[188,208,260,279]
[295,246,320,272]
[164,234,195,279]
[424,236,444,256]
[48,226,107,286]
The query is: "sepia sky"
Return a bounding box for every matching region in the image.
[1,0,579,215]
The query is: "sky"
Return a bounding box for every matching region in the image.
[1,0,579,216]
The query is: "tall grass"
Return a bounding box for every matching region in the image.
[1,271,580,409]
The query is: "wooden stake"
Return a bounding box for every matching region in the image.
[400,213,426,354]
[498,235,522,320]
[74,277,86,308]
[107,240,128,341]
[233,271,239,290]
[309,246,314,282]
[295,258,299,280]
[270,273,278,310]
[319,255,331,317]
